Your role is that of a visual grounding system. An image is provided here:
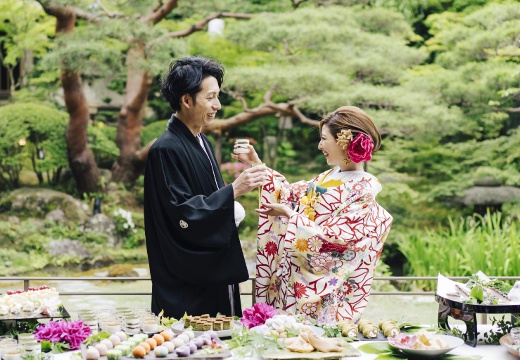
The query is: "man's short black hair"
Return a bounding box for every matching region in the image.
[160,56,224,111]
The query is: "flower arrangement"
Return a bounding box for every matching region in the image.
[34,320,92,352]
[240,302,276,329]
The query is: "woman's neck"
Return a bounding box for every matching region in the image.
[339,163,364,172]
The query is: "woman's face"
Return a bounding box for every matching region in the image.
[318,125,345,167]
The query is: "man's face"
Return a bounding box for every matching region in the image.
[188,76,221,127]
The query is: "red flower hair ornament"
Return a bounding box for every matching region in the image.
[337,129,374,164]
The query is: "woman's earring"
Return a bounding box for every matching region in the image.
[343,157,351,166]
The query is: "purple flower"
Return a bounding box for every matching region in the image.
[241,302,276,329]
[34,320,91,350]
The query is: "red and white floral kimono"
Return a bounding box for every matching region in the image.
[256,166,392,324]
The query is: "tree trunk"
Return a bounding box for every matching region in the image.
[53,5,100,195]
[111,43,152,184]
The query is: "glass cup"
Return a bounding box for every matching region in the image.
[511,327,520,344]
[2,344,22,360]
[234,139,250,154]
[140,315,159,333]
[21,341,40,360]
[123,315,140,335]
[17,333,34,342]
[103,320,122,334]
[83,316,99,334]
[0,337,16,359]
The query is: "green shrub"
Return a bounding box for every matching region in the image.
[0,103,68,188]
[141,120,168,146]
[122,228,146,249]
[87,123,119,168]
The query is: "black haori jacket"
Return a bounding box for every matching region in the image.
[144,115,248,319]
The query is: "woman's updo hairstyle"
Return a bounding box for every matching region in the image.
[319,106,381,152]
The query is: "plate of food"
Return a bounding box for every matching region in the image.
[388,331,464,358]
[171,316,241,338]
[251,324,325,337]
[499,334,520,358]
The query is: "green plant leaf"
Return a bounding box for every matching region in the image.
[357,342,392,354]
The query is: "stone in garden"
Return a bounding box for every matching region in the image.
[45,209,66,222]
[47,239,92,259]
[108,264,138,277]
[0,188,89,223]
[82,213,119,246]
[7,215,20,224]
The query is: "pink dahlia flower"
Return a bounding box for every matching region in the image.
[241,302,276,329]
[348,133,374,163]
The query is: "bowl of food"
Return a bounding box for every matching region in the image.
[499,334,520,358]
[388,330,464,358]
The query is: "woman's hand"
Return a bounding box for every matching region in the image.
[255,203,294,218]
[231,144,262,167]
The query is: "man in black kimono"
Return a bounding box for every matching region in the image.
[144,56,266,319]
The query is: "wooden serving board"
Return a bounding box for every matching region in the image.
[261,339,360,359]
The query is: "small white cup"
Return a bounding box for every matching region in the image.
[141,320,159,333]
[104,322,121,334]
[234,139,250,154]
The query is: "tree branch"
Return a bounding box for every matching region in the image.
[292,0,310,9]
[37,0,100,23]
[152,12,253,43]
[141,0,180,24]
[74,8,101,23]
[203,94,319,134]
[96,0,119,18]
[225,89,251,111]
[135,139,156,163]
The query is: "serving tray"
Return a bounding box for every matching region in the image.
[0,307,70,321]
[261,339,360,359]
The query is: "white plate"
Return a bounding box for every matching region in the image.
[171,320,241,338]
[389,334,464,358]
[250,324,325,337]
[499,334,520,358]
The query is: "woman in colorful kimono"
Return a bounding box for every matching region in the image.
[233,106,393,323]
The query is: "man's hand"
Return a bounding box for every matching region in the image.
[231,144,262,167]
[232,164,267,198]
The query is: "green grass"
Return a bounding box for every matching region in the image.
[398,211,519,290]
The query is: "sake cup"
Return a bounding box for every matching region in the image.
[234,139,250,154]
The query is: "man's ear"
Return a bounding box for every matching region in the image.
[181,94,191,108]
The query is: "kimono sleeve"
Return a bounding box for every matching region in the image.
[261,168,316,207]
